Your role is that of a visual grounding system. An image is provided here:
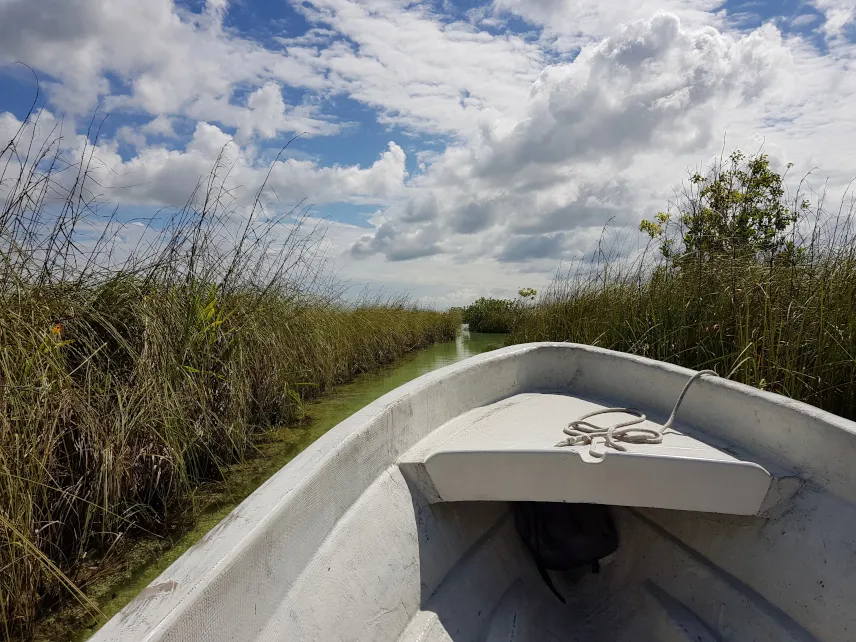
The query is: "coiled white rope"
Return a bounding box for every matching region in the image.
[555,369,718,459]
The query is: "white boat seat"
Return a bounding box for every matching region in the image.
[399,392,790,516]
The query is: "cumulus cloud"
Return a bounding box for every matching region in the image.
[480,16,785,175]
[351,222,442,261]
[235,83,340,140]
[350,14,794,263]
[141,115,177,138]
[1,110,407,213]
[270,141,407,204]
[490,0,723,49]
[94,127,407,208]
[116,125,147,149]
[0,0,328,136]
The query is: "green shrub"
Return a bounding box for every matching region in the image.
[514,151,856,422]
[640,151,802,262]
[462,297,521,333]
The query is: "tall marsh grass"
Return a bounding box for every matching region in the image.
[512,164,856,422]
[0,108,455,638]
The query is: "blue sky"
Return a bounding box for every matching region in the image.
[1,0,855,305]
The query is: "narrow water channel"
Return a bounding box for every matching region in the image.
[62,330,507,641]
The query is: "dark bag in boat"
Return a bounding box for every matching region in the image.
[514,502,618,603]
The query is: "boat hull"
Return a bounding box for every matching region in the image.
[92,343,856,642]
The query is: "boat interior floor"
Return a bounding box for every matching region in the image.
[395,391,806,641]
[397,504,803,642]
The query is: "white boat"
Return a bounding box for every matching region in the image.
[92,343,856,642]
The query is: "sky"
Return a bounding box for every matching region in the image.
[1,0,855,306]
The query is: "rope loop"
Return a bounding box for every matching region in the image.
[556,369,718,459]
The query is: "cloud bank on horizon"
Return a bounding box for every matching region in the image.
[1,0,855,306]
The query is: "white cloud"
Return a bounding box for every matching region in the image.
[268,140,408,204]
[1,109,407,215]
[235,82,340,141]
[141,115,177,137]
[791,13,821,29]
[87,123,407,208]
[206,0,229,17]
[490,0,723,50]
[0,110,27,142]
[477,16,786,175]
[0,0,328,137]
[0,0,546,145]
[116,125,147,149]
[326,220,547,305]
[290,0,545,138]
[350,13,804,264]
[812,1,856,39]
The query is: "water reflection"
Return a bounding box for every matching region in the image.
[302,330,508,436]
[416,328,508,373]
